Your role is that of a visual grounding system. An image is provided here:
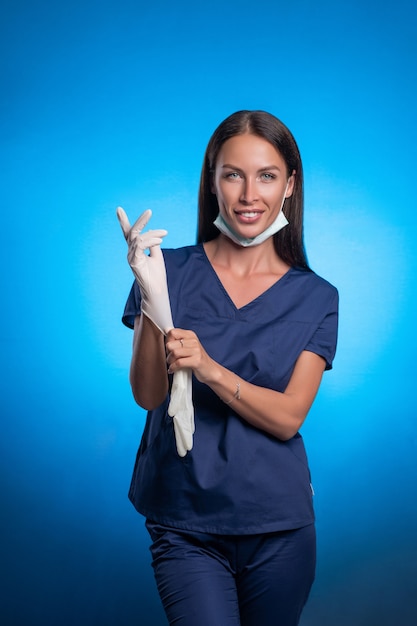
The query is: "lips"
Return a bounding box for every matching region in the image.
[234,209,263,223]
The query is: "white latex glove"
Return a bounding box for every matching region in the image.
[117,207,173,334]
[117,206,194,456]
[168,369,195,457]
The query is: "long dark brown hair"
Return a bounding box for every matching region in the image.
[197,110,310,269]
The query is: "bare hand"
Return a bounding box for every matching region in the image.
[166,328,218,384]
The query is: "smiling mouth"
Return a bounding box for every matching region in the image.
[235,210,263,220]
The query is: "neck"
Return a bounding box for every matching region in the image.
[205,234,288,277]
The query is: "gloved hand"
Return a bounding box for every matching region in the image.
[168,369,195,457]
[117,207,194,456]
[117,207,173,334]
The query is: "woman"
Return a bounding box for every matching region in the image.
[117,110,338,625]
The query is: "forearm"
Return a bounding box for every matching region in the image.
[201,367,296,440]
[199,351,326,441]
[166,329,326,441]
[130,314,169,409]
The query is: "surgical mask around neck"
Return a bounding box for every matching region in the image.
[213,183,289,247]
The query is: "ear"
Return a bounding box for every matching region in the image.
[285,170,296,197]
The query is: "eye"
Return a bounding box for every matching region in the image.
[224,171,241,180]
[260,172,276,181]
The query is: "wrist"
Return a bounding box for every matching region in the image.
[141,313,165,337]
[206,367,242,406]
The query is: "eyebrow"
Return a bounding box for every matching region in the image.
[221,164,282,172]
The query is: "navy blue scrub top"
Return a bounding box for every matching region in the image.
[122,244,338,535]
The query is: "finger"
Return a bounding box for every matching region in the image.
[167,354,186,374]
[130,209,152,235]
[137,236,165,250]
[145,229,168,242]
[173,419,188,457]
[167,328,189,341]
[116,206,131,240]
[148,238,166,258]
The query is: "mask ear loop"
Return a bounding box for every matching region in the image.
[280,180,289,212]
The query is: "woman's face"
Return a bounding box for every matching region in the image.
[212,133,294,240]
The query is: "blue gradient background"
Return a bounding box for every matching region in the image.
[1,1,416,624]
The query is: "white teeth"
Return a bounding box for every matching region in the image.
[241,212,258,218]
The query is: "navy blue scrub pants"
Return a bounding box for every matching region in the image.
[146,521,316,626]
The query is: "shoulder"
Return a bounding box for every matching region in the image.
[162,243,202,262]
[161,244,205,272]
[285,267,338,319]
[290,266,338,297]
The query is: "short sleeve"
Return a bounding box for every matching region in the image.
[122,281,141,329]
[304,289,339,370]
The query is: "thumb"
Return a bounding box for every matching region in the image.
[148,243,164,261]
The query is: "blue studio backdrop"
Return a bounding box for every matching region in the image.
[1,1,416,624]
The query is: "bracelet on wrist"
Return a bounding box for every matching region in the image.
[224,382,241,405]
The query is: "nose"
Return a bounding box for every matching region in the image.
[240,177,259,204]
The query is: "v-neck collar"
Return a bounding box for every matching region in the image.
[199,243,294,313]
